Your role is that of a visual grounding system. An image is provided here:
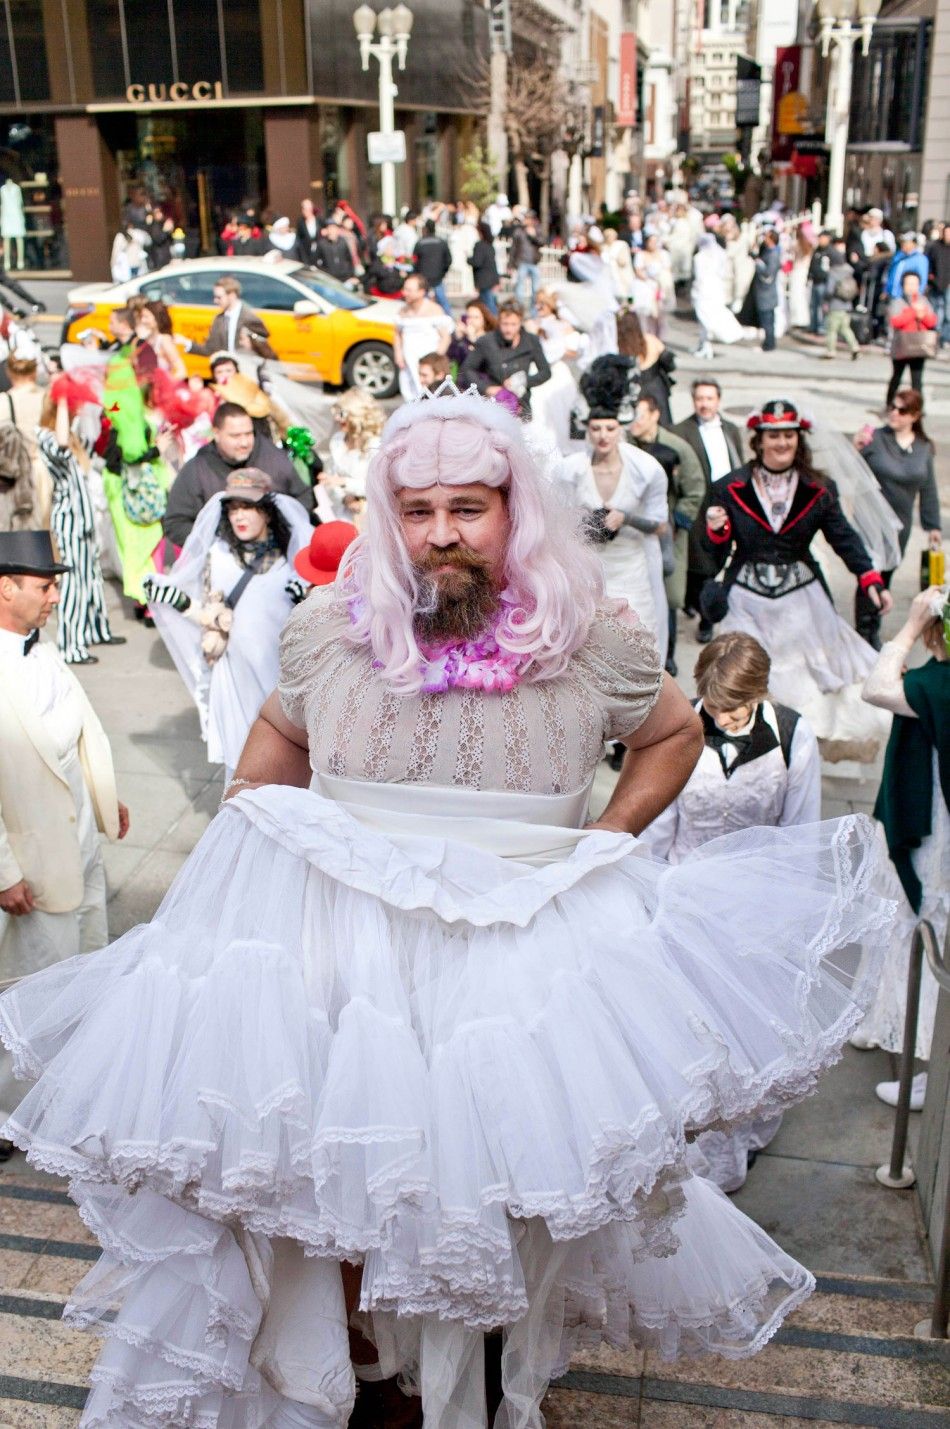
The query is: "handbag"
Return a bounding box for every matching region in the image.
[121,460,167,525]
[894,326,938,361]
[699,542,736,625]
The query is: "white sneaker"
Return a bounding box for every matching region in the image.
[875,1072,927,1110]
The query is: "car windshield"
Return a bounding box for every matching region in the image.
[291,267,370,311]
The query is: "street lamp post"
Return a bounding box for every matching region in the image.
[353,4,414,218]
[816,0,881,235]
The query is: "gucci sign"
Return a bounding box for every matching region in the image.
[125,81,225,104]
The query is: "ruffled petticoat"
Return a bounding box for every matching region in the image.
[721,582,890,766]
[0,783,894,1427]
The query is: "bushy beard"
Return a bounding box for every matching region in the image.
[413,546,499,643]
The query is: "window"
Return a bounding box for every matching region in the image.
[173,0,219,85]
[294,269,370,311]
[223,0,263,93]
[849,22,931,148]
[141,270,220,304]
[88,0,126,98]
[233,273,300,311]
[10,2,49,102]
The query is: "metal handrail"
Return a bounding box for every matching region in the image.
[875,919,950,1340]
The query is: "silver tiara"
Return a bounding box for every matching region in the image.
[409,378,489,405]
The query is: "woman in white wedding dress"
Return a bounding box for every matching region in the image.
[527,287,583,455]
[142,468,312,779]
[0,390,893,1428]
[556,356,670,666]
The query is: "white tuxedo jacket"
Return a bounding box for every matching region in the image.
[0,647,119,911]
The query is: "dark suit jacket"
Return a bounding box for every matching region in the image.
[673,413,744,578]
[189,302,272,358]
[295,216,322,266]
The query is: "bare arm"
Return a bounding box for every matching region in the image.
[223,691,312,798]
[589,675,704,836]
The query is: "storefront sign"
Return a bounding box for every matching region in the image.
[367,131,406,164]
[125,81,224,104]
[771,46,807,162]
[618,32,637,128]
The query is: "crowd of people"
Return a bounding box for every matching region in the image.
[0,179,947,1428]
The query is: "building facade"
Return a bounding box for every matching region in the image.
[839,0,940,229]
[0,0,488,279]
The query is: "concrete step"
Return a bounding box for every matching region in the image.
[546,1274,949,1428]
[0,1174,946,1426]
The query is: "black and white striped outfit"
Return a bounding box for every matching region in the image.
[36,428,114,662]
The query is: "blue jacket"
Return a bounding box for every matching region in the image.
[886,249,929,299]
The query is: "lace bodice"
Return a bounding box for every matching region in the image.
[278,588,662,794]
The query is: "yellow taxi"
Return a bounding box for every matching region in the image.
[62,256,401,397]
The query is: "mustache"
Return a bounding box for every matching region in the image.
[412,545,493,576]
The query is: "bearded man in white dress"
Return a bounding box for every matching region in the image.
[0,395,893,1429]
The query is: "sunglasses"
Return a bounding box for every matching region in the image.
[888,403,909,414]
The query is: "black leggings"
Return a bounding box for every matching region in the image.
[886,357,925,407]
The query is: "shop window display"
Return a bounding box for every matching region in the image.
[0,120,66,272]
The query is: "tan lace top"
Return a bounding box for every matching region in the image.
[278,589,662,794]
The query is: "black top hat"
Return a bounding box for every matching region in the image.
[0,530,71,576]
[747,399,811,434]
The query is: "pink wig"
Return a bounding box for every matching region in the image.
[343,393,604,694]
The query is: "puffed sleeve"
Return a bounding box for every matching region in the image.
[277,587,350,730]
[576,601,664,743]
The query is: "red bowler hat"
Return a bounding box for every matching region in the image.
[294,520,358,586]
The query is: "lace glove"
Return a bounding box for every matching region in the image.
[284,576,311,605]
[623,511,662,534]
[142,576,191,613]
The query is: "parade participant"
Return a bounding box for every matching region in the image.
[0,390,893,1428]
[643,631,821,1189]
[163,402,313,548]
[853,390,942,648]
[180,276,274,359]
[144,469,312,780]
[629,392,705,676]
[675,380,745,642]
[133,301,187,379]
[616,308,674,425]
[325,388,384,524]
[393,273,453,401]
[36,389,122,663]
[98,355,173,612]
[0,530,127,1158]
[691,234,762,360]
[447,298,495,370]
[527,286,583,454]
[459,297,550,418]
[557,356,670,677]
[887,270,938,406]
[855,588,949,1111]
[703,399,892,765]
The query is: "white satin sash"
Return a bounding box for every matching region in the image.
[313,773,596,866]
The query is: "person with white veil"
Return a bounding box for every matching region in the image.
[526,287,584,455]
[559,230,619,366]
[691,234,762,360]
[142,468,312,780]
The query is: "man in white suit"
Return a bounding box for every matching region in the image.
[0,531,128,1155]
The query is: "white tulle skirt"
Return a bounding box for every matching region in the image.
[0,781,893,1427]
[721,581,890,764]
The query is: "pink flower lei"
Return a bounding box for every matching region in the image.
[418,604,528,694]
[349,596,530,694]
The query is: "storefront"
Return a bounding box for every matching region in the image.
[0,0,487,280]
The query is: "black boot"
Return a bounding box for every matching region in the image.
[697,617,714,644]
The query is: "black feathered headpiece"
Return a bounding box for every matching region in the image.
[578,354,641,425]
